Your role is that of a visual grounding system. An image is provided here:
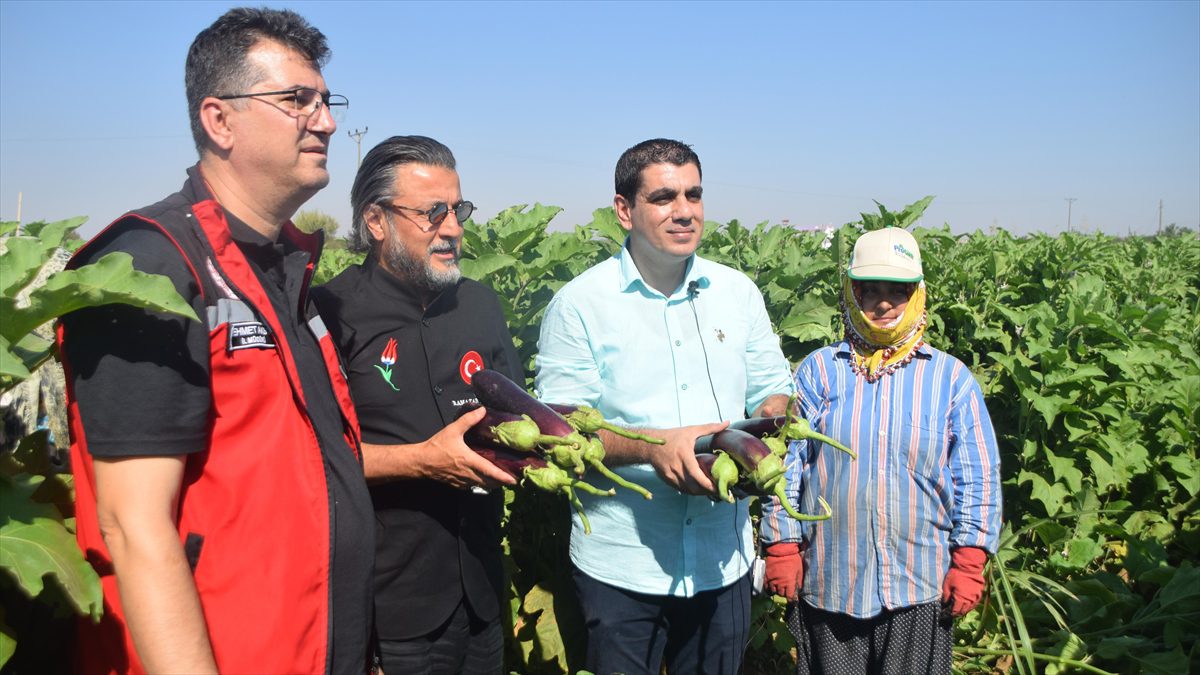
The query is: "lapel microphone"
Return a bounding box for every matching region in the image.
[685,277,722,419]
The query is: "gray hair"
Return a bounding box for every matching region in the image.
[348,135,457,252]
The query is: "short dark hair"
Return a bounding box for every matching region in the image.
[349,136,458,252]
[185,7,330,154]
[614,138,702,204]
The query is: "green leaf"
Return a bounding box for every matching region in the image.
[520,583,567,671]
[895,195,935,228]
[777,296,838,342]
[0,237,55,297]
[1095,635,1149,660]
[20,216,87,242]
[1129,646,1190,674]
[1043,630,1087,675]
[0,221,19,237]
[587,208,626,246]
[0,609,14,669]
[2,252,199,343]
[460,253,518,280]
[0,475,102,621]
[0,334,33,389]
[1044,449,1084,493]
[1027,391,1072,429]
[1063,536,1104,568]
[1019,470,1069,515]
[1163,454,1200,497]
[1085,449,1118,492]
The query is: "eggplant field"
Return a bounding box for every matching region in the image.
[2,199,1198,674]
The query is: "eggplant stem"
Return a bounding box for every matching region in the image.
[570,478,617,497]
[536,434,580,448]
[757,466,787,489]
[562,486,592,535]
[587,459,653,499]
[716,473,735,503]
[601,422,666,445]
[801,429,856,460]
[777,485,833,522]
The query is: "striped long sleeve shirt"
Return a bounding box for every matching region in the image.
[760,341,1002,618]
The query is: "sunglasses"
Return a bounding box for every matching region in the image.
[378,200,475,232]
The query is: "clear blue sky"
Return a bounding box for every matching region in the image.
[2,0,1197,238]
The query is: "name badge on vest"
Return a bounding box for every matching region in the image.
[228,320,276,352]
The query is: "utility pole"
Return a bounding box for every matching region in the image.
[348,127,368,168]
[16,191,22,226]
[1158,199,1163,234]
[1065,197,1076,232]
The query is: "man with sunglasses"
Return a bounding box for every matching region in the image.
[59,8,374,674]
[313,135,521,675]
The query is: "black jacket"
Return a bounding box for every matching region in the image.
[313,257,522,640]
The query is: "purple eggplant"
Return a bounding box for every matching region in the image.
[706,429,831,522]
[472,370,576,437]
[467,409,579,454]
[471,444,549,480]
[729,416,787,438]
[728,415,855,460]
[695,452,739,503]
[471,370,591,475]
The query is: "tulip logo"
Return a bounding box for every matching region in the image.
[375,337,401,391]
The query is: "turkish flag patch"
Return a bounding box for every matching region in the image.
[460,350,484,384]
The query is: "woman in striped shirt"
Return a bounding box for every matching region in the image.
[759,227,1002,674]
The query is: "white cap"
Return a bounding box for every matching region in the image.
[847,227,923,282]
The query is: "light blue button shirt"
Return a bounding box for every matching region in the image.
[535,244,793,596]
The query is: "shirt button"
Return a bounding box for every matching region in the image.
[675,340,681,347]
[421,319,431,327]
[686,518,693,525]
[434,385,443,395]
[681,384,688,391]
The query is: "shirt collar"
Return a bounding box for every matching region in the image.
[616,237,710,300]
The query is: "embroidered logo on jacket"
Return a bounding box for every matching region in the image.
[375,337,401,391]
[227,321,275,351]
[459,350,484,384]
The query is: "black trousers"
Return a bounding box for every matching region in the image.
[787,600,952,675]
[573,566,751,675]
[377,598,502,675]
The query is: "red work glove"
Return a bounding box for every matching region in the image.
[941,546,988,617]
[763,542,804,601]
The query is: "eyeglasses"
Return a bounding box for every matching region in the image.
[216,87,349,122]
[379,200,475,232]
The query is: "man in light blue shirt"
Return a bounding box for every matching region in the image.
[536,138,793,675]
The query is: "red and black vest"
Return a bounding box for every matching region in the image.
[60,183,362,674]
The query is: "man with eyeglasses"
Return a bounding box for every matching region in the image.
[59,8,374,674]
[312,135,521,675]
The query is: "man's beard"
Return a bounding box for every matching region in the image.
[382,236,462,296]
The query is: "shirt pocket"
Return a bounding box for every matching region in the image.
[904,411,954,530]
